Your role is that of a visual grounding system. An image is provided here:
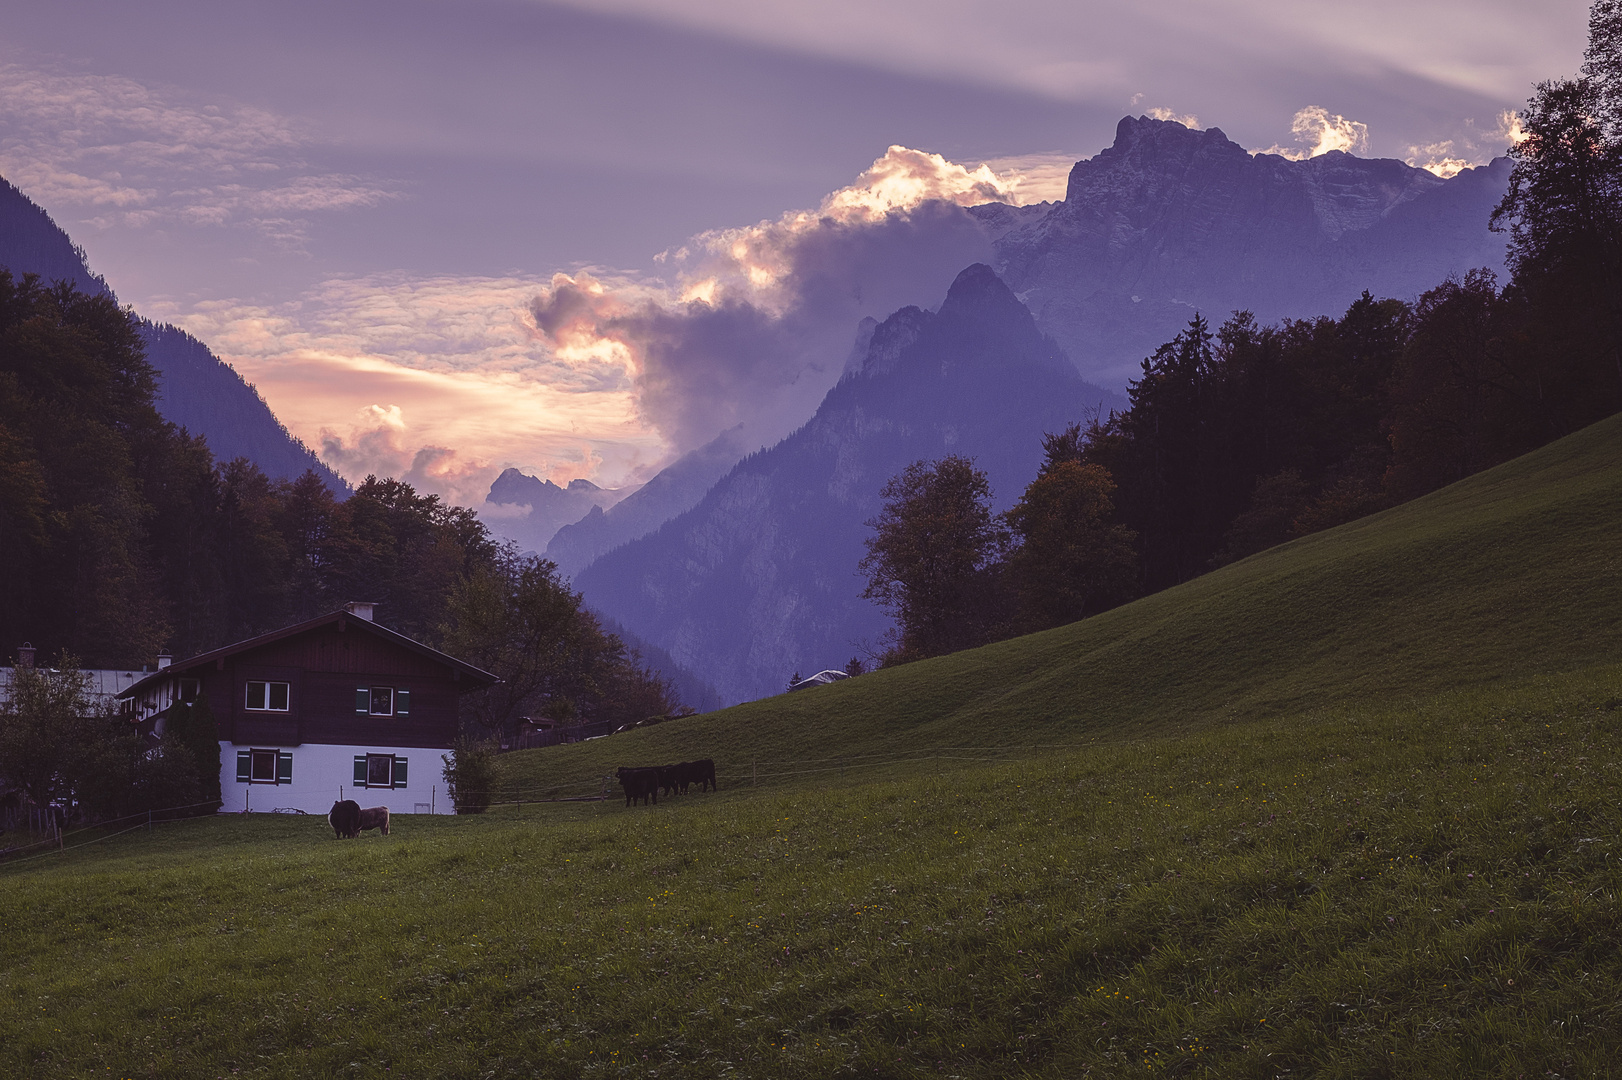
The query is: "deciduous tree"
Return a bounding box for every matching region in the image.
[860,456,1008,664]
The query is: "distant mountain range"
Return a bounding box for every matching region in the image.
[563,117,1516,704]
[574,264,1119,703]
[484,469,637,556]
[0,175,346,493]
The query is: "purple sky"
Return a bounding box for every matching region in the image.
[0,0,1592,506]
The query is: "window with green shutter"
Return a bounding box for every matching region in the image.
[395,689,410,716]
[354,756,368,785]
[392,757,408,788]
[355,688,370,714]
[236,750,252,783]
[277,751,293,784]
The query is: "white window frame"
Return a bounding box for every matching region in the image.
[244,680,290,712]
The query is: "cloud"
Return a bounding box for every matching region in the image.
[1404,110,1526,177]
[0,62,396,247]
[533,145,1051,457]
[1258,106,1370,160]
[974,152,1079,204]
[1145,106,1201,129]
[156,273,665,504]
[1405,141,1470,178]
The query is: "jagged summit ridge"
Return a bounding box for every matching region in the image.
[991,115,1511,387]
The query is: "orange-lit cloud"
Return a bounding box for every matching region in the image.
[157,275,664,506]
[1259,106,1371,160]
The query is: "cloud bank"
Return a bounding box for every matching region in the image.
[0,63,396,249]
[156,145,1055,509]
[528,145,1052,461]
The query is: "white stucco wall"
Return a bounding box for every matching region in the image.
[218,740,453,816]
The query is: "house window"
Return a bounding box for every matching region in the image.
[354,753,409,789]
[179,678,200,703]
[236,748,293,784]
[245,681,289,711]
[355,687,409,716]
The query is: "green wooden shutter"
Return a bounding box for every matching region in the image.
[392,757,408,788]
[355,688,370,713]
[236,750,251,783]
[395,689,410,716]
[354,756,368,785]
[277,751,293,784]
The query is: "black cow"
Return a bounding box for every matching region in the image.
[616,766,660,807]
[691,758,717,793]
[328,799,361,839]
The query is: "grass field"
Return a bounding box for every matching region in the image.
[3,415,1620,1078]
[494,409,1622,799]
[4,666,1622,1078]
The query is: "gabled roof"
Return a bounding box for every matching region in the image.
[116,609,500,699]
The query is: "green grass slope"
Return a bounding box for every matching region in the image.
[499,410,1622,797]
[4,668,1622,1078]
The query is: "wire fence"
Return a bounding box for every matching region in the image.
[0,799,223,870]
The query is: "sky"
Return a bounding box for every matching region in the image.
[0,0,1594,508]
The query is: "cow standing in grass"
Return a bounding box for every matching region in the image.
[328,799,361,839]
[357,806,390,835]
[691,758,716,792]
[616,767,659,806]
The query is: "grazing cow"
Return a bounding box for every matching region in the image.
[691,758,717,793]
[357,805,390,835]
[616,766,659,807]
[328,799,361,839]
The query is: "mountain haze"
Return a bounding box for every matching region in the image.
[484,470,636,555]
[575,264,1120,703]
[545,424,754,577]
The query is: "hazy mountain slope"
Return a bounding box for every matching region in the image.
[574,264,1121,704]
[988,116,1511,386]
[546,424,754,578]
[0,175,345,492]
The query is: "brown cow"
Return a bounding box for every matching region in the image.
[357,805,390,835]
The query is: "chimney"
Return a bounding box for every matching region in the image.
[157,653,172,670]
[345,601,376,622]
[17,643,35,670]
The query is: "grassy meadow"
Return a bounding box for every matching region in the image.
[2,414,1621,1078]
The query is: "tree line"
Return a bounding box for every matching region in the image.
[862,5,1622,664]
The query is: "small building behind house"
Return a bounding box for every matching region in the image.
[117,603,499,815]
